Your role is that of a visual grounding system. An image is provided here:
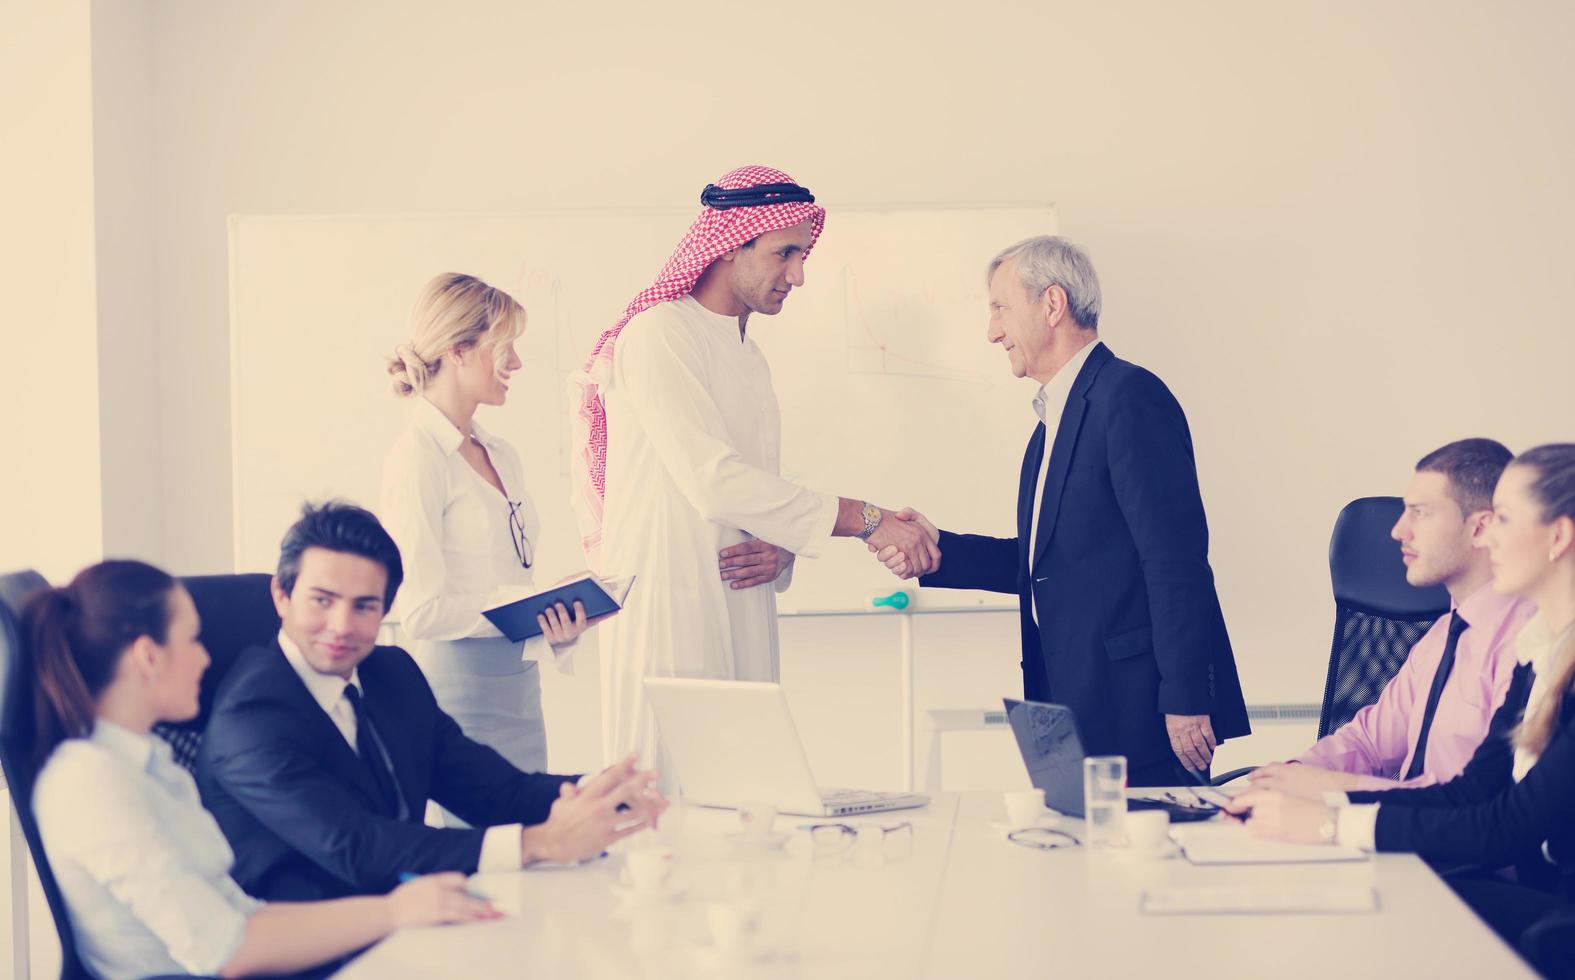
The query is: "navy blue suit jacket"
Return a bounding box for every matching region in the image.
[921,343,1249,772]
[197,641,573,901]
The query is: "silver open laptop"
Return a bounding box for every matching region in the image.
[644,678,928,817]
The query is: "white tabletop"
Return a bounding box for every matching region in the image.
[334,792,1533,979]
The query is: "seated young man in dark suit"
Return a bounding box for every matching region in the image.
[198,502,666,901]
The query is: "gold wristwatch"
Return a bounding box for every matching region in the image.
[856,501,883,541]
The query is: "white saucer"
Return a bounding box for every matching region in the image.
[990,817,1063,834]
[725,829,794,850]
[693,942,779,969]
[611,873,689,903]
[1111,840,1182,862]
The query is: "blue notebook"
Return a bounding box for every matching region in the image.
[482,574,635,641]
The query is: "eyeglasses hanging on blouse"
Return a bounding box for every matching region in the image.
[508,500,533,569]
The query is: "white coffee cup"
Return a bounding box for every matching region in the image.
[624,845,674,891]
[1123,810,1171,855]
[1003,788,1048,828]
[707,900,762,953]
[738,801,778,840]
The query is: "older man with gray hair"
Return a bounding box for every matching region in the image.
[878,236,1250,786]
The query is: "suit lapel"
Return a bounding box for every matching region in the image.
[358,662,413,820]
[1017,423,1046,574]
[266,642,392,815]
[1031,343,1113,572]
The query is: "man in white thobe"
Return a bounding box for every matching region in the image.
[569,166,939,777]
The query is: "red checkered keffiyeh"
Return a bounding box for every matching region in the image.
[568,165,827,560]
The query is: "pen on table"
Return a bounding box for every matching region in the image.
[398,871,493,901]
[1191,785,1251,820]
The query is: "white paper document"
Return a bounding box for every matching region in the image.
[1140,885,1379,915]
[1169,821,1368,865]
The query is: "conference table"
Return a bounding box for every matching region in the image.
[334,792,1533,979]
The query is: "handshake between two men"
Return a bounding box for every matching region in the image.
[868,508,939,579]
[864,506,1220,776]
[716,504,943,589]
[704,503,1219,787]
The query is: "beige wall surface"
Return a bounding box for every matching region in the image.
[0,0,104,584]
[1,5,101,976]
[141,0,1575,705]
[3,3,1573,971]
[92,0,162,562]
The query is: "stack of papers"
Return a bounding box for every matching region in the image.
[1169,821,1368,865]
[1140,885,1378,915]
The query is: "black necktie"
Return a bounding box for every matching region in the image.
[1405,611,1470,780]
[343,684,403,817]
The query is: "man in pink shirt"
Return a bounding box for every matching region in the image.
[1248,438,1536,798]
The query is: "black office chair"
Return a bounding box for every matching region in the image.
[0,568,96,980]
[1319,496,1452,743]
[151,574,278,772]
[1,569,238,980]
[1209,496,1451,786]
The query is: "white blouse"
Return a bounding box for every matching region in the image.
[32,720,261,980]
[1514,612,1570,780]
[380,397,555,663]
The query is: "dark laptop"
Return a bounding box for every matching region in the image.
[1002,698,1219,821]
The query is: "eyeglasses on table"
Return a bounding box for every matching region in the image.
[801,821,915,852]
[1007,827,1081,850]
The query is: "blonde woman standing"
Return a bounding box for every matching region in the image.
[380,273,594,777]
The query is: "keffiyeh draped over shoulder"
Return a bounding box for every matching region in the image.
[567,165,827,560]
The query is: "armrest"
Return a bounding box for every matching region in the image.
[1210,766,1257,787]
[1521,905,1575,980]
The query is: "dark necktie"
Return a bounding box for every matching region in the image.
[1404,611,1470,780]
[343,684,403,817]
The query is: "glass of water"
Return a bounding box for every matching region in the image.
[1083,755,1127,849]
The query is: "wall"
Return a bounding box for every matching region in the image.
[146,0,1575,706]
[4,4,1571,971]
[0,0,110,973]
[92,0,161,561]
[0,0,104,584]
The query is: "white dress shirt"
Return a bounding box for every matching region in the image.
[32,720,262,980]
[276,630,526,871]
[1333,612,1570,851]
[380,396,559,666]
[1027,339,1102,622]
[278,628,366,749]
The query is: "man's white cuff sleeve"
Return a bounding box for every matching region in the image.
[1335,803,1380,852]
[480,823,526,871]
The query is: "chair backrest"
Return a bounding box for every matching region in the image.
[1318,496,1452,740]
[151,574,279,772]
[0,568,94,980]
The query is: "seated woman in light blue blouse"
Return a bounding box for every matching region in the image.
[26,560,500,980]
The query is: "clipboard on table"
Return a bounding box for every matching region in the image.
[482,574,635,642]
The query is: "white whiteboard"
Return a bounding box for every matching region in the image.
[228,208,1058,613]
